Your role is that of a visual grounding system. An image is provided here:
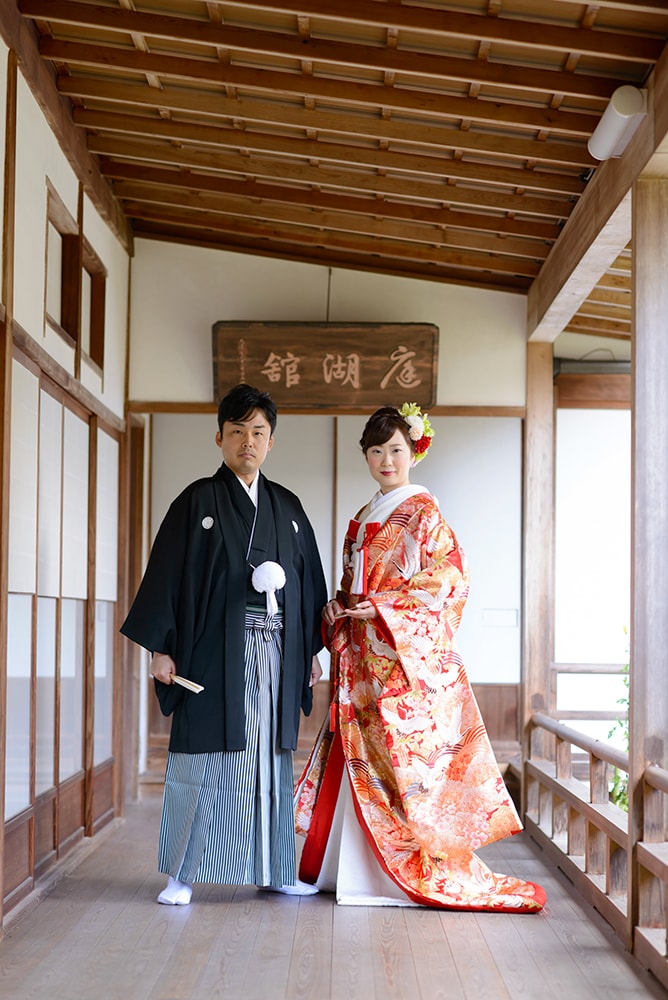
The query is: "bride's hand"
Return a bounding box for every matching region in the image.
[344,600,377,619]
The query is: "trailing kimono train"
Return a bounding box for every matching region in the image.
[295,487,546,913]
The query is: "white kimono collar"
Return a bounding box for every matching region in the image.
[357,484,427,532]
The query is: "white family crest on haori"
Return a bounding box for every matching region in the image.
[201,516,214,529]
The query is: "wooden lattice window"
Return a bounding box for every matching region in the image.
[46,184,79,347]
[81,239,107,374]
[45,182,107,376]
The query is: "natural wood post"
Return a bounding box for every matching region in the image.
[522,341,554,801]
[0,49,17,934]
[628,177,668,948]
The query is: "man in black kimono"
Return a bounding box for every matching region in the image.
[121,384,327,904]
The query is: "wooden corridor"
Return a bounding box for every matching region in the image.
[0,791,666,1000]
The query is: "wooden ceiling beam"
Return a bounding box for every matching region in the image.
[565,315,631,338]
[38,37,601,139]
[546,0,668,16]
[51,55,627,112]
[90,146,561,245]
[203,0,664,61]
[121,199,541,277]
[575,301,632,322]
[58,77,595,169]
[594,272,632,292]
[19,0,664,64]
[528,189,633,341]
[109,177,549,260]
[81,113,585,198]
[586,287,631,305]
[93,150,571,220]
[129,220,534,292]
[19,0,630,100]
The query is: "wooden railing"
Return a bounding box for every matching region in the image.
[634,764,668,983]
[525,712,668,990]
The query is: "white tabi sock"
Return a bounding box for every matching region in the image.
[260,879,319,896]
[157,875,193,905]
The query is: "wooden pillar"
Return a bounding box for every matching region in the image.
[522,341,555,774]
[0,49,17,933]
[627,178,668,949]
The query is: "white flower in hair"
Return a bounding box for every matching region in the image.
[404,414,424,441]
[398,402,434,463]
[252,561,286,616]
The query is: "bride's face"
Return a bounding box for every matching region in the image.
[365,428,413,493]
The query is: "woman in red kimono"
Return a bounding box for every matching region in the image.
[295,405,546,912]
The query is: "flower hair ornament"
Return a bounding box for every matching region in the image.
[398,402,434,463]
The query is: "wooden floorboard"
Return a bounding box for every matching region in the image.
[0,792,667,1000]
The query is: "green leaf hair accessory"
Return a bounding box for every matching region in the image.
[398,402,434,463]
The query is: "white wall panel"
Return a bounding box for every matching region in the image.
[37,390,63,596]
[421,417,522,684]
[95,429,119,601]
[8,361,39,593]
[150,413,221,536]
[554,331,631,363]
[129,241,329,402]
[14,74,78,343]
[328,268,526,406]
[555,409,631,665]
[61,409,89,598]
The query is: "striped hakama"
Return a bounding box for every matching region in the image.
[157,608,296,887]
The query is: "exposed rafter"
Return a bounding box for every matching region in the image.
[10,0,668,338]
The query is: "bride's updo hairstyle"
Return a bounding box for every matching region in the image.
[359,406,414,456]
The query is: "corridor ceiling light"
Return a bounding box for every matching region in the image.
[587,85,648,161]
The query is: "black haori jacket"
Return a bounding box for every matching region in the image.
[120,463,327,753]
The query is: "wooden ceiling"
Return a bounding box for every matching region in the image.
[14,0,668,345]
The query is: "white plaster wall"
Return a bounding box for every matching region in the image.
[12,76,129,417]
[129,240,527,406]
[149,413,221,533]
[328,268,527,406]
[129,241,330,402]
[14,74,78,347]
[553,330,631,363]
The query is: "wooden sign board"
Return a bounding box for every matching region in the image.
[212,321,438,409]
